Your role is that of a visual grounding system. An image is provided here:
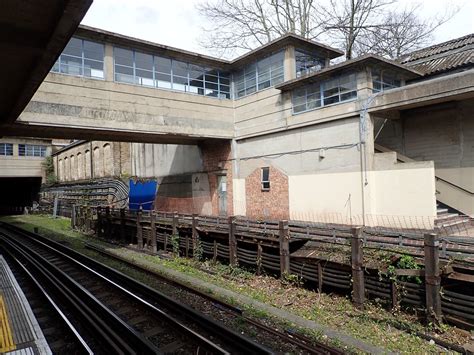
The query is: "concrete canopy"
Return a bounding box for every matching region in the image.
[0,0,92,125]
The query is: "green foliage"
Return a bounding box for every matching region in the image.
[395,255,422,284]
[171,233,180,256]
[281,272,304,287]
[42,156,57,185]
[193,237,203,261]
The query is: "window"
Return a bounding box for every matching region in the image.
[18,144,47,157]
[51,37,104,79]
[233,51,284,98]
[292,72,357,114]
[113,47,230,99]
[0,143,13,156]
[261,167,270,191]
[295,49,326,77]
[372,69,401,92]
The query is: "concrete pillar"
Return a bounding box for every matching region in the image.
[284,45,296,81]
[104,43,114,82]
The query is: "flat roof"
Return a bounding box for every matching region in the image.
[0,0,93,125]
[76,25,344,70]
[276,54,423,91]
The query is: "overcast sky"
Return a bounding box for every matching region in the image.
[81,0,474,58]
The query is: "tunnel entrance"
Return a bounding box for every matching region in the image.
[0,177,42,215]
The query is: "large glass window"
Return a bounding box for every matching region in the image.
[52,37,104,79]
[18,144,47,157]
[233,51,284,98]
[295,50,326,77]
[372,69,401,92]
[113,47,230,99]
[0,143,13,156]
[292,72,357,114]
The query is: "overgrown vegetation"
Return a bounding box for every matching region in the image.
[42,156,57,185]
[1,215,470,354]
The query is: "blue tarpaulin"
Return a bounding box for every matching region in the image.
[129,179,157,211]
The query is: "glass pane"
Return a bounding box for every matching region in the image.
[63,37,82,57]
[135,52,153,70]
[61,63,82,76]
[84,59,104,78]
[114,47,133,66]
[156,72,171,89]
[155,56,171,73]
[293,95,306,106]
[83,40,104,61]
[219,73,230,85]
[136,69,154,86]
[61,54,81,66]
[205,89,219,97]
[205,74,219,83]
[205,82,218,90]
[307,99,321,109]
[172,60,188,77]
[51,60,59,72]
[271,74,284,86]
[258,80,270,90]
[189,64,204,81]
[324,95,339,105]
[341,91,357,101]
[189,80,204,94]
[172,75,188,91]
[262,167,269,181]
[115,65,133,76]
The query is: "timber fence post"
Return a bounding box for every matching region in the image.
[424,233,442,324]
[120,208,126,243]
[192,214,199,259]
[351,226,365,310]
[228,216,237,266]
[150,210,157,253]
[96,206,102,238]
[136,208,143,249]
[279,220,290,277]
[105,206,111,240]
[71,205,76,229]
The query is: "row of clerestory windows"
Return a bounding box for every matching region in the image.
[113,47,231,99]
[292,72,358,114]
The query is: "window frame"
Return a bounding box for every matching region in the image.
[261,167,270,191]
[0,143,13,156]
[18,144,47,157]
[233,51,285,99]
[292,72,358,115]
[51,37,105,80]
[113,46,230,99]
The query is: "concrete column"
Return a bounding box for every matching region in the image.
[104,43,114,82]
[284,45,296,81]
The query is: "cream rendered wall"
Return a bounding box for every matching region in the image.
[130,143,203,178]
[232,179,246,216]
[19,72,234,140]
[0,138,52,182]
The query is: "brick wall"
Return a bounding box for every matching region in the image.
[245,166,289,220]
[200,140,233,216]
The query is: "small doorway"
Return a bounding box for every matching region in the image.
[217,175,227,215]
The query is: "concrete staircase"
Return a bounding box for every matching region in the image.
[435,203,472,234]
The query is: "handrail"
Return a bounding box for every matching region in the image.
[435,176,474,195]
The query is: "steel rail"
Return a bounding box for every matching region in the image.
[0,234,158,354]
[0,222,271,354]
[0,247,93,354]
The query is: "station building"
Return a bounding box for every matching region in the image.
[9,26,474,230]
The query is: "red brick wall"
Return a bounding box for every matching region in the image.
[245,166,289,220]
[200,140,233,216]
[155,195,212,214]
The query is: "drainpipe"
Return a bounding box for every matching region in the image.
[90,142,94,179]
[359,91,382,226]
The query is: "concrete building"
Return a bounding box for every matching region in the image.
[10,26,473,230]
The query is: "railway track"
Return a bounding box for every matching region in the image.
[0,222,271,354]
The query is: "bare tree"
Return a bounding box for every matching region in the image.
[198,0,458,59]
[197,0,327,58]
[353,4,459,58]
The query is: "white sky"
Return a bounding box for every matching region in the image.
[81,0,474,58]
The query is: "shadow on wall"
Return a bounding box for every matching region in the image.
[154,173,213,214]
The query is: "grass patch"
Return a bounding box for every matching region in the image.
[1,214,469,354]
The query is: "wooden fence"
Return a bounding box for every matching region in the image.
[70,205,474,329]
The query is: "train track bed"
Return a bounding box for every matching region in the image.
[0,223,272,354]
[1,221,345,354]
[85,243,344,355]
